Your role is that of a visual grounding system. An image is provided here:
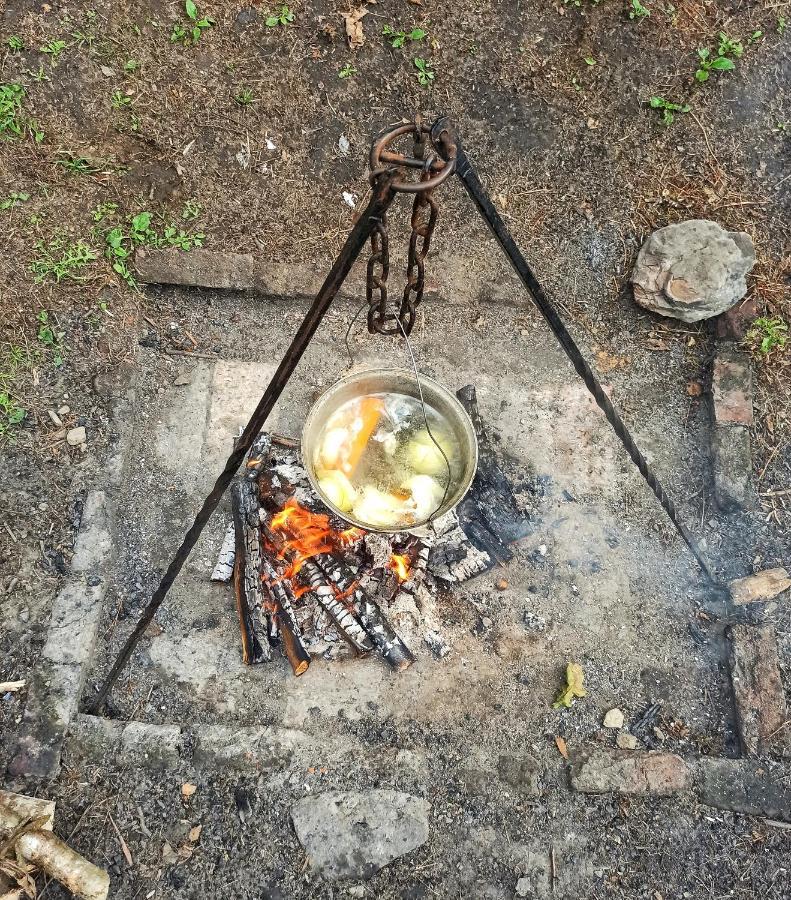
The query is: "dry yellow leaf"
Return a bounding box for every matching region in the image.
[181,782,197,798]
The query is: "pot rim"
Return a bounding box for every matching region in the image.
[301,367,478,534]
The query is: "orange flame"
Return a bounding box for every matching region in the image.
[389,553,410,583]
[270,497,336,579]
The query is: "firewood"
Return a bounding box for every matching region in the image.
[298,559,374,654]
[210,523,235,582]
[260,556,310,676]
[315,553,414,671]
[231,480,271,665]
[0,796,109,900]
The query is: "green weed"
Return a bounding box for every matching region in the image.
[182,199,201,220]
[31,238,97,283]
[382,25,427,49]
[112,90,132,109]
[40,39,67,62]
[0,83,25,138]
[92,201,118,221]
[124,59,139,72]
[266,6,294,27]
[36,310,65,366]
[696,33,742,82]
[649,95,690,125]
[234,88,255,105]
[172,0,213,44]
[0,344,33,435]
[747,317,787,355]
[7,36,23,51]
[779,17,787,36]
[629,0,650,18]
[413,57,435,86]
[0,192,30,211]
[338,63,357,79]
[56,152,105,175]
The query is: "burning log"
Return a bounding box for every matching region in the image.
[315,552,415,671]
[230,479,271,665]
[259,555,310,676]
[0,792,109,900]
[299,559,374,654]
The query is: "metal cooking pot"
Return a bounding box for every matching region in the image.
[302,368,478,533]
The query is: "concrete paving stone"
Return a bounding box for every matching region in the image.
[135,248,256,291]
[70,490,112,574]
[711,347,753,426]
[697,758,791,822]
[191,725,308,771]
[40,579,106,668]
[291,789,430,880]
[496,753,543,797]
[67,714,125,757]
[569,747,689,795]
[728,625,789,756]
[120,722,183,766]
[711,424,754,512]
[729,568,791,605]
[6,662,86,778]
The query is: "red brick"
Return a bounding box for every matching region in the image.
[728,625,789,756]
[712,348,753,426]
[715,297,760,341]
[569,748,689,795]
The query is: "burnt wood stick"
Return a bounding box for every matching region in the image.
[315,552,415,671]
[299,559,374,654]
[260,556,310,676]
[390,538,432,607]
[230,481,271,664]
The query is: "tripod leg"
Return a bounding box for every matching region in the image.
[87,175,398,714]
[430,117,713,581]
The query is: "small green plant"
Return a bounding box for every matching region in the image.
[747,317,787,355]
[0,84,42,142]
[56,152,103,175]
[92,201,118,221]
[31,238,97,283]
[29,64,49,82]
[773,121,789,133]
[338,63,357,79]
[696,33,742,82]
[382,24,427,49]
[749,30,763,44]
[172,0,214,44]
[234,88,254,105]
[584,55,596,65]
[413,57,434,86]
[0,390,26,432]
[629,0,650,19]
[124,58,139,71]
[36,310,65,365]
[0,344,33,436]
[7,36,23,51]
[649,95,690,125]
[40,39,67,62]
[266,5,295,27]
[779,17,787,36]
[111,90,132,109]
[181,199,201,220]
[0,191,30,210]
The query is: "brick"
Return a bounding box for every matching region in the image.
[712,424,754,512]
[135,248,256,291]
[711,348,753,425]
[728,625,789,756]
[698,758,791,822]
[729,568,791,605]
[715,297,760,341]
[191,725,301,771]
[569,747,689,795]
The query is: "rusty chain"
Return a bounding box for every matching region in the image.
[365,118,449,337]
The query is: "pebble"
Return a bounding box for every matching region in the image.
[18,606,30,623]
[603,708,625,729]
[47,410,62,427]
[495,578,509,591]
[481,617,493,629]
[66,426,86,447]
[516,876,531,897]
[58,405,70,416]
[616,731,638,750]
[347,887,365,898]
[174,371,192,386]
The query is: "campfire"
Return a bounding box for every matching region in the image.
[212,386,533,675]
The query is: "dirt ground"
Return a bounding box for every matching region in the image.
[1,0,790,897]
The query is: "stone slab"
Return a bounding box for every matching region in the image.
[70,490,112,575]
[291,790,430,880]
[712,424,754,512]
[135,248,256,291]
[697,758,791,822]
[711,348,753,426]
[728,625,789,756]
[191,725,308,771]
[121,722,183,766]
[569,747,689,795]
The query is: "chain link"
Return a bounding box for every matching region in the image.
[366,215,394,335]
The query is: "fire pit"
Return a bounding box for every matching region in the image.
[212,385,532,676]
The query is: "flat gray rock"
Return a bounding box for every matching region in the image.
[631,219,755,322]
[291,790,430,881]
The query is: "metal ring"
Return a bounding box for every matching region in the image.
[370,123,456,193]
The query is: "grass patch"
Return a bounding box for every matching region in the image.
[0,83,43,142]
[747,317,787,355]
[0,343,34,436]
[31,238,98,283]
